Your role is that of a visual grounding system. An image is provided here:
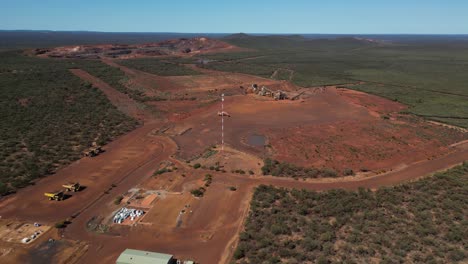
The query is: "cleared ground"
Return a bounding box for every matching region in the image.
[170,85,466,173]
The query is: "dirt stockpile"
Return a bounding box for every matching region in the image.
[34,37,239,59]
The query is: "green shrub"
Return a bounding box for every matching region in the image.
[343,168,355,176]
[322,168,337,177]
[153,168,170,176]
[114,195,123,205]
[54,220,68,229]
[233,244,246,259]
[190,187,205,197]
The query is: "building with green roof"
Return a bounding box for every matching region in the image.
[116,249,175,264]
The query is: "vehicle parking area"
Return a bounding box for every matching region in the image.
[0,220,50,245]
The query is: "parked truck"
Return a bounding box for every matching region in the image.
[62,182,81,192]
[44,191,65,201]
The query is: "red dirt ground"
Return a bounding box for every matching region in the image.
[267,88,466,171]
[170,87,466,173]
[0,56,467,264]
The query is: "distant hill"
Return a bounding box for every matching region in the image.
[224,33,251,39]
[222,33,311,50]
[0,30,230,50]
[222,33,377,50]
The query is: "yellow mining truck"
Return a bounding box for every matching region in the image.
[44,191,65,201]
[62,182,81,192]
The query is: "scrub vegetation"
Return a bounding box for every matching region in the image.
[234,162,468,263]
[78,60,167,102]
[261,158,339,178]
[0,51,137,195]
[117,58,201,76]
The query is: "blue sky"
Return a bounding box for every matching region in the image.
[1,0,467,34]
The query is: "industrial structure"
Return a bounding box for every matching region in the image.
[246,83,307,101]
[116,249,194,264]
[248,84,289,100]
[116,249,175,264]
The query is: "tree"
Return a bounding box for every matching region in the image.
[233,243,246,259]
[0,181,10,195]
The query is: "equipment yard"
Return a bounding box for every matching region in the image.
[0,220,50,244]
[0,36,467,264]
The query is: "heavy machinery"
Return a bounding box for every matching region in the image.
[251,84,259,92]
[44,191,65,201]
[274,90,288,100]
[83,142,103,157]
[247,84,291,100]
[62,182,81,192]
[258,86,274,97]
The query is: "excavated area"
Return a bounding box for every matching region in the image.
[34,37,242,59]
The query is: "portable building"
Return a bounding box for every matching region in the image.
[116,249,175,264]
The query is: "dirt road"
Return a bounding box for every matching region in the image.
[255,141,468,191]
[70,69,153,121]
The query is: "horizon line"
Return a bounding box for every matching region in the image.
[1,29,468,36]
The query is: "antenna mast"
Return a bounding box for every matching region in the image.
[221,93,224,151]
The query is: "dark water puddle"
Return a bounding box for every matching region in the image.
[247,134,266,146]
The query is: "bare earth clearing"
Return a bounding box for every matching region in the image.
[0,44,467,264]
